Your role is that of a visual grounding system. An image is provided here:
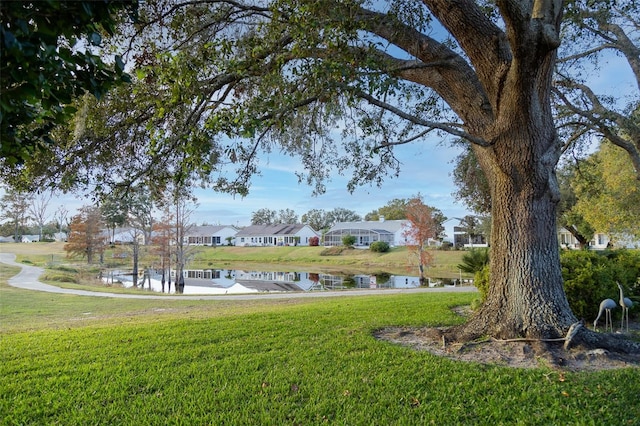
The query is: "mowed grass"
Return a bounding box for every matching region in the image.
[1,267,640,424]
[190,245,469,278]
[2,244,640,424]
[6,242,469,278]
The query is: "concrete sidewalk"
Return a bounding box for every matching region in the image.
[0,253,476,300]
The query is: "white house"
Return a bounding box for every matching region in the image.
[185,225,239,246]
[234,224,319,246]
[558,227,639,250]
[107,227,145,245]
[324,219,409,247]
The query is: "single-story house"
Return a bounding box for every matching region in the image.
[324,219,409,247]
[185,225,239,246]
[234,224,319,246]
[558,227,639,250]
[453,226,488,248]
[52,232,67,242]
[107,227,145,245]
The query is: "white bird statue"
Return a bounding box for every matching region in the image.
[616,282,634,332]
[593,298,617,332]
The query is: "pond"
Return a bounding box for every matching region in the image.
[103,267,467,295]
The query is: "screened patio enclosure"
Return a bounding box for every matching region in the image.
[323,228,395,246]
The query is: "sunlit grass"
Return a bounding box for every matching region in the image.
[190,245,469,278]
[2,263,640,424]
[6,242,470,278]
[2,244,639,424]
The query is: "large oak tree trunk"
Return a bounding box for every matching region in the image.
[452,68,577,340]
[460,132,577,339]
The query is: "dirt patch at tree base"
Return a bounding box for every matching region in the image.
[375,326,640,371]
[375,307,640,372]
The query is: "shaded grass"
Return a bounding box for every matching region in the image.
[2,266,640,424]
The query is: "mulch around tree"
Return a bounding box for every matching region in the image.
[374,307,640,372]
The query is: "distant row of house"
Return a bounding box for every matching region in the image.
[2,218,636,249]
[121,219,635,250]
[185,220,411,247]
[109,218,413,247]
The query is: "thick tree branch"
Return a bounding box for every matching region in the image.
[424,0,511,113]
[354,5,493,133]
[554,83,640,178]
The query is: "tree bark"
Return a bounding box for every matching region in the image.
[420,1,577,341]
[450,114,577,340]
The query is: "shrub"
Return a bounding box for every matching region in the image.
[370,241,390,253]
[41,272,78,283]
[342,235,356,247]
[470,249,639,319]
[309,236,320,246]
[474,264,490,302]
[438,241,453,251]
[320,247,345,256]
[560,249,640,321]
[458,248,489,274]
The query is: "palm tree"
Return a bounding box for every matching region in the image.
[458,248,490,274]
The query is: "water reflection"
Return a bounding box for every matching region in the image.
[103,267,465,295]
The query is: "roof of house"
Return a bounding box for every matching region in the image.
[187,225,237,236]
[235,224,311,237]
[328,220,406,232]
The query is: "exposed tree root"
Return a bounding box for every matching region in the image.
[374,314,640,371]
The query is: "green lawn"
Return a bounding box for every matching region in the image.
[189,245,469,278]
[1,262,639,425]
[5,242,470,278]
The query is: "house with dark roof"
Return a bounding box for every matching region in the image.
[234,224,319,246]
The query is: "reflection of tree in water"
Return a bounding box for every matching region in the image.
[342,275,356,288]
[374,273,391,287]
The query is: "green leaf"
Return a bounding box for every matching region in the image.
[114,55,125,72]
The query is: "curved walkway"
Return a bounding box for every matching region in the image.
[0,253,476,300]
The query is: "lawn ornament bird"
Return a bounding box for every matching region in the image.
[617,282,634,332]
[593,298,617,332]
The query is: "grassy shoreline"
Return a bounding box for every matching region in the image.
[190,245,470,277]
[2,241,471,277]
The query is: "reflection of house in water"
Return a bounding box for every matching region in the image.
[173,269,423,291]
[146,268,424,294]
[111,266,432,295]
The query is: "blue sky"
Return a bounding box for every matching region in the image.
[191,135,469,238]
[29,50,636,243]
[32,129,469,241]
[184,49,636,237]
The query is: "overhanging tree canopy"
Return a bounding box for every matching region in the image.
[4,1,639,352]
[555,1,640,179]
[0,0,137,165]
